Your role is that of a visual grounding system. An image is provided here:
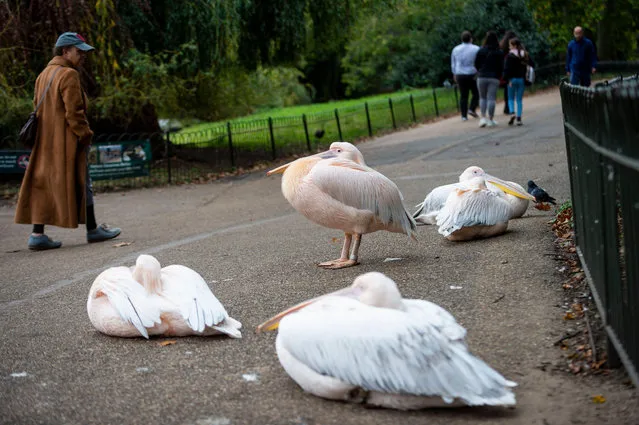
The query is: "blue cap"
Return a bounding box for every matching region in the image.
[55,32,95,51]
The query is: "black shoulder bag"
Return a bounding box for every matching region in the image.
[19,67,62,149]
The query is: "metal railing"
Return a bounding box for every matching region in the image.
[0,86,460,191]
[560,74,639,387]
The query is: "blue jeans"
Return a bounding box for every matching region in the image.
[570,71,591,87]
[508,78,525,118]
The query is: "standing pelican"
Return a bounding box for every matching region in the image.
[436,176,513,241]
[413,166,533,225]
[267,142,416,269]
[87,254,242,338]
[257,272,517,410]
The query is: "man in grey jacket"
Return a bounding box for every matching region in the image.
[451,31,480,121]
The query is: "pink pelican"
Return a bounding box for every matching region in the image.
[436,176,513,241]
[87,254,242,338]
[413,166,534,225]
[267,142,416,269]
[257,272,517,410]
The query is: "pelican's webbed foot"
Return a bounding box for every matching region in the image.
[317,259,359,269]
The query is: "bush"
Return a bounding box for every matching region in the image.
[0,86,32,146]
[342,0,553,95]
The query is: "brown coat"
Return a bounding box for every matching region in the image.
[14,56,93,228]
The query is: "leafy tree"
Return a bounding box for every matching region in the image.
[342,0,552,95]
[528,0,639,60]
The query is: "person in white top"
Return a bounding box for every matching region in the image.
[451,31,480,121]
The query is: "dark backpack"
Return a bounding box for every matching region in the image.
[19,67,61,149]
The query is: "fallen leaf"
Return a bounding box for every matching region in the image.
[113,241,133,248]
[592,395,606,404]
[564,312,576,320]
[158,340,177,347]
[331,237,340,243]
[534,203,552,211]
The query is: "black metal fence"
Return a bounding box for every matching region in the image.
[2,60,637,194]
[0,86,459,191]
[560,74,639,387]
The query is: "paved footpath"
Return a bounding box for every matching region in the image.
[1,89,637,425]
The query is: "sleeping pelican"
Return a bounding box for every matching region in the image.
[436,176,513,241]
[257,272,517,410]
[87,254,242,338]
[267,142,416,269]
[413,166,533,225]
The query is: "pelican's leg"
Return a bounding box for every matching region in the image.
[318,233,358,269]
[349,234,362,263]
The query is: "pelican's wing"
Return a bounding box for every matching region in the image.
[91,267,161,339]
[413,183,460,225]
[278,298,516,406]
[307,159,416,235]
[436,189,513,237]
[402,299,467,341]
[160,265,231,333]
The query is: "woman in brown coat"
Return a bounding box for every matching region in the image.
[14,32,121,250]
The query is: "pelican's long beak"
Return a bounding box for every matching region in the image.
[266,162,292,176]
[485,175,535,200]
[256,286,357,332]
[266,150,337,176]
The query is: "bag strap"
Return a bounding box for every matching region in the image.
[34,66,63,113]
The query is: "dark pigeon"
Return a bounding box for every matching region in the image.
[527,180,556,205]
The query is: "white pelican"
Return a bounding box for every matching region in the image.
[87,254,242,338]
[267,142,416,269]
[436,176,513,241]
[413,166,533,225]
[257,272,517,410]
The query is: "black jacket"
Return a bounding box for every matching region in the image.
[503,51,535,80]
[474,46,504,79]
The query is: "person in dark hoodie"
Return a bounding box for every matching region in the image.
[474,31,503,128]
[503,37,535,126]
[566,26,597,87]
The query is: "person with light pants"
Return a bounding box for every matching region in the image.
[473,31,503,127]
[503,37,533,126]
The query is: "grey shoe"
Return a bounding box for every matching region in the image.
[87,224,121,243]
[28,234,62,251]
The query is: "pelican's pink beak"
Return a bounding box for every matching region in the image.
[256,286,358,332]
[266,150,337,176]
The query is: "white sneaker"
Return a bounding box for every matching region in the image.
[479,118,487,128]
[487,119,498,127]
[462,117,468,121]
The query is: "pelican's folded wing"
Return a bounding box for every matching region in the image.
[93,267,161,338]
[308,159,416,235]
[413,183,460,224]
[278,301,516,406]
[160,265,230,333]
[436,189,513,237]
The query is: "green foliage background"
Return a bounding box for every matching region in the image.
[0,0,637,140]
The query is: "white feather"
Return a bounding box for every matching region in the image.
[413,183,461,225]
[89,267,162,338]
[277,297,516,406]
[160,265,230,333]
[436,183,513,237]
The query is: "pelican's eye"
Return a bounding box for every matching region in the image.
[336,149,342,153]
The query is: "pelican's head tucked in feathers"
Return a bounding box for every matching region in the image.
[256,272,517,410]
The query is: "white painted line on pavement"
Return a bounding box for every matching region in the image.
[0,214,295,312]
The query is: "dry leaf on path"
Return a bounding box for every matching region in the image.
[158,340,177,347]
[113,242,133,248]
[592,395,606,404]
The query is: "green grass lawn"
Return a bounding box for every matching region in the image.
[171,87,459,152]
